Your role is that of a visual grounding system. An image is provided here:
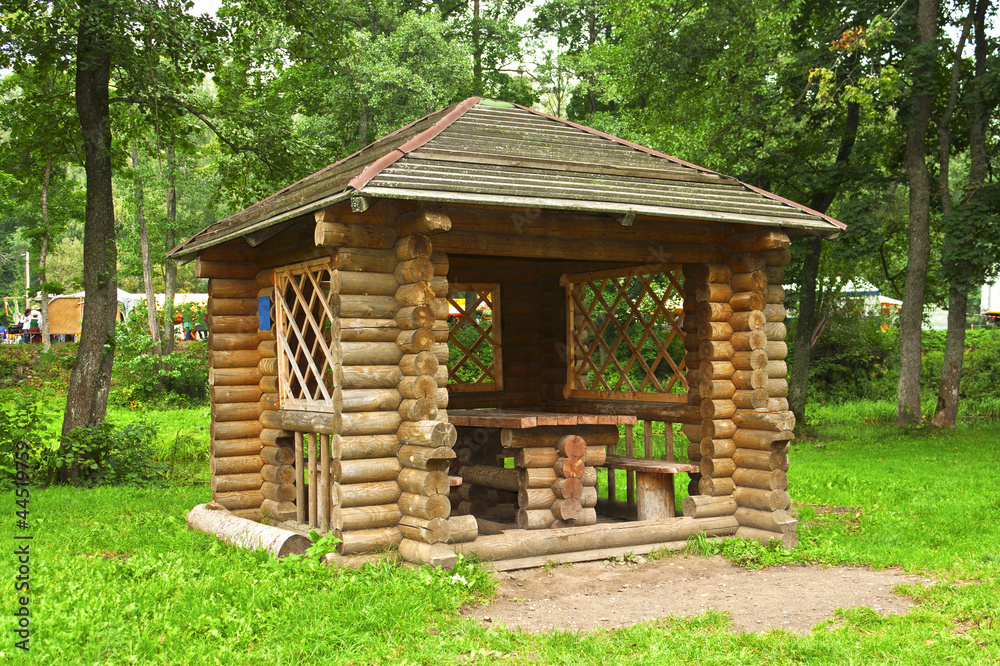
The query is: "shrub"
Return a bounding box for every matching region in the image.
[111,306,208,408]
[0,345,37,388]
[0,386,55,488]
[792,307,898,403]
[36,422,167,487]
[957,329,1000,400]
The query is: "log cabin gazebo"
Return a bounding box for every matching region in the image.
[171,98,843,568]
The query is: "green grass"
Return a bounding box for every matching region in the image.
[806,396,1000,426]
[792,422,1000,579]
[3,404,1000,663]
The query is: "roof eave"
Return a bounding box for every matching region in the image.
[168,189,354,262]
[357,186,844,238]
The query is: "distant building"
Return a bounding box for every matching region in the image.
[841,281,949,330]
[982,280,1000,325]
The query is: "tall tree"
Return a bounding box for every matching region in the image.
[896,0,939,426]
[933,0,1000,427]
[529,0,611,119]
[213,0,475,208]
[131,141,161,354]
[0,65,80,351]
[596,0,906,422]
[1,0,220,477]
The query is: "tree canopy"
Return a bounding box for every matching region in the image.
[0,0,998,440]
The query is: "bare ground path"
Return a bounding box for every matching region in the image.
[463,555,932,634]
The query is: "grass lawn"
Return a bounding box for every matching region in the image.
[2,406,999,664]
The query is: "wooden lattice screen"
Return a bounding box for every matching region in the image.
[274,258,340,412]
[447,283,502,392]
[562,265,687,402]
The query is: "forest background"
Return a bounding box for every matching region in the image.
[0,0,998,473]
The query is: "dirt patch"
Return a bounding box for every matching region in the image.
[463,555,931,634]
[802,504,864,530]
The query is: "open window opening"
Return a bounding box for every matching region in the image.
[446,283,503,392]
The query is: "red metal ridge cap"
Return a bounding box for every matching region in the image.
[168,98,484,257]
[509,102,732,179]
[348,96,484,191]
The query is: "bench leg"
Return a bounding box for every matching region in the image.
[635,472,676,520]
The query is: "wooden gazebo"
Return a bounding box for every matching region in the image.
[172,98,843,567]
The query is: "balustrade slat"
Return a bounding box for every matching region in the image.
[295,432,305,523]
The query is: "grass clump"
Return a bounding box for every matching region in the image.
[683,532,796,569]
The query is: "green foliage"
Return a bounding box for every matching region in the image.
[42,422,168,488]
[448,319,496,384]
[795,306,899,404]
[0,385,54,488]
[939,183,1000,293]
[921,328,1000,406]
[213,0,477,208]
[276,530,343,569]
[0,342,77,390]
[111,307,208,408]
[683,532,795,569]
[1,386,174,488]
[0,344,36,388]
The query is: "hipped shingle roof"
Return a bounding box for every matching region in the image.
[169,97,844,260]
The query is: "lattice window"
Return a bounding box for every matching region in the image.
[563,266,687,402]
[274,258,340,412]
[447,283,502,392]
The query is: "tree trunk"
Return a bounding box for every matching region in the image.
[162,143,178,357]
[39,156,52,353]
[931,9,971,429]
[896,0,937,427]
[788,101,860,426]
[472,0,483,95]
[63,4,118,479]
[932,289,967,427]
[133,143,161,355]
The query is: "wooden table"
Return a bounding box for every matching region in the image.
[449,409,695,521]
[449,409,641,529]
[448,409,636,428]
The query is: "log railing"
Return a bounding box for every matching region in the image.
[293,431,335,533]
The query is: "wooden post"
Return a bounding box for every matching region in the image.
[725,231,797,549]
[392,235,456,563]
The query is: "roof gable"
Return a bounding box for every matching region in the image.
[169,98,844,259]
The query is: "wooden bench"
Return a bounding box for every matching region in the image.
[601,455,699,520]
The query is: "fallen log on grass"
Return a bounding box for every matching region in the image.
[187,503,310,559]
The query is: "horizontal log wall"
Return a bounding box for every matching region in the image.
[683,261,738,502]
[328,238,406,553]
[205,242,264,517]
